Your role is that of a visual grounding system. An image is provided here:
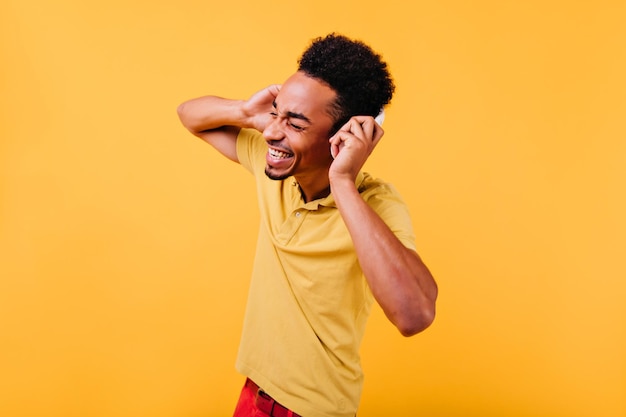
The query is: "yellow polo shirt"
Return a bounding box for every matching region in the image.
[235,128,416,417]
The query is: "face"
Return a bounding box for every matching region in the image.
[263,71,337,182]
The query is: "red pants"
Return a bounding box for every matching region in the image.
[232,378,300,417]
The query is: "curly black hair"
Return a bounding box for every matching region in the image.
[297,33,395,134]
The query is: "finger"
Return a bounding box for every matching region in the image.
[329,130,356,158]
[358,117,376,141]
[329,135,346,159]
[352,116,383,140]
[330,142,339,159]
[328,130,349,148]
[267,84,281,98]
[338,118,366,140]
[342,116,380,143]
[372,122,384,145]
[353,116,384,150]
[337,118,356,132]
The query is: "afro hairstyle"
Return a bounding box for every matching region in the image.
[297,33,395,134]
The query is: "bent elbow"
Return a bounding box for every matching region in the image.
[177,102,193,130]
[176,102,186,119]
[396,304,436,337]
[177,101,204,135]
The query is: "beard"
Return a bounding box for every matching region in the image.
[264,166,291,181]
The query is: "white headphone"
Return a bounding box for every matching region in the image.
[375,109,385,126]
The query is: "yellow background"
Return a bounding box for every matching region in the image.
[1,1,625,416]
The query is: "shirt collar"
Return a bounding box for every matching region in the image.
[293,171,366,210]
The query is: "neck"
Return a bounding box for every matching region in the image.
[295,174,331,203]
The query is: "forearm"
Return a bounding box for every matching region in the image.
[177,96,251,134]
[331,178,438,336]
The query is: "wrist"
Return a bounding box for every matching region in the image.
[330,174,358,194]
[236,100,256,129]
[329,165,360,185]
[240,100,270,132]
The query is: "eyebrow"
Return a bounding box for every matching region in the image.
[272,101,312,124]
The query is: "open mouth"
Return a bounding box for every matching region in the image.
[268,147,293,160]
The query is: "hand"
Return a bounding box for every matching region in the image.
[329,116,384,182]
[242,84,281,132]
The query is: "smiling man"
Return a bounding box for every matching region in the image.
[177,33,438,417]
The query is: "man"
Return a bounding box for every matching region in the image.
[177,33,437,417]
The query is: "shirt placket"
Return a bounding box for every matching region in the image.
[275,207,308,245]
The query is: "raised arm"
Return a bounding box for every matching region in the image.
[177,85,281,162]
[329,116,438,337]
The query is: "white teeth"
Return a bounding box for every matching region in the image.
[269,148,292,159]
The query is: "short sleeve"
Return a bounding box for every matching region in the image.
[236,128,267,175]
[362,181,417,252]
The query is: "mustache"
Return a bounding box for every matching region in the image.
[266,141,293,154]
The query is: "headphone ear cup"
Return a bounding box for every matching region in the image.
[375,110,385,125]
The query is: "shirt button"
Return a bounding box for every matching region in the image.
[295,212,301,217]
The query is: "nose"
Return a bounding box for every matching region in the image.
[263,117,284,141]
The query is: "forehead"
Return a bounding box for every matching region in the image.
[275,72,337,120]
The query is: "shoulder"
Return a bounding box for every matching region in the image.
[358,172,406,205]
[359,172,417,250]
[236,128,266,173]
